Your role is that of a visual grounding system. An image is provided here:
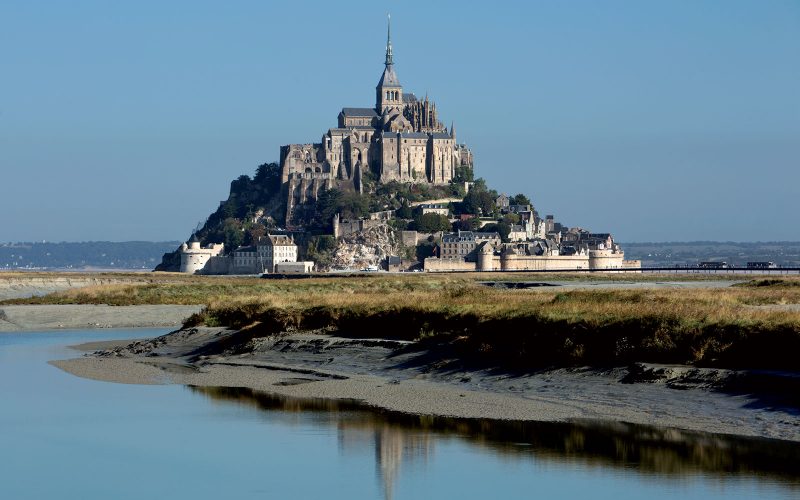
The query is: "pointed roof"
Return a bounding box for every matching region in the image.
[378,65,401,88]
[377,15,401,88]
[385,14,393,66]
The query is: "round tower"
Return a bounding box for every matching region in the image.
[477,242,494,272]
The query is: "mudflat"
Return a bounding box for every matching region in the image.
[54,326,800,442]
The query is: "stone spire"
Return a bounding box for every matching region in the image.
[376,14,402,113]
[385,14,393,66]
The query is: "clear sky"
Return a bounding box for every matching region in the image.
[1,0,798,242]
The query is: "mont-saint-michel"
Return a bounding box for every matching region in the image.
[3,6,799,500]
[159,19,638,275]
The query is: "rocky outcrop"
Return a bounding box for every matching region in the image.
[330,223,400,270]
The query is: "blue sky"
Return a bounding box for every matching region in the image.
[1,0,798,242]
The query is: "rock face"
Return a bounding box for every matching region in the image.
[154,249,181,272]
[330,224,400,270]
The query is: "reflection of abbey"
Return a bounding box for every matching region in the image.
[280,19,473,223]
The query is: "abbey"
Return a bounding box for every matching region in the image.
[280,19,473,223]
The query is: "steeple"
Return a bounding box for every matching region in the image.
[385,14,393,66]
[376,14,402,113]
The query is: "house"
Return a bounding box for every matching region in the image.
[440,230,501,260]
[257,234,298,273]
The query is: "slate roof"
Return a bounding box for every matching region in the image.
[403,93,417,103]
[430,132,453,139]
[400,132,428,139]
[377,65,401,88]
[340,107,378,118]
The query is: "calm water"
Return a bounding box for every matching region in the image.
[1,329,798,500]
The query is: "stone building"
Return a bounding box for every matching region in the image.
[178,236,225,274]
[440,230,501,260]
[426,233,636,272]
[231,246,258,274]
[419,203,450,217]
[281,18,473,223]
[228,234,299,274]
[257,234,298,273]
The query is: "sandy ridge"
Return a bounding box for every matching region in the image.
[53,327,800,442]
[0,304,202,332]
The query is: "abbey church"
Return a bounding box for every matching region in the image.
[280,19,474,222]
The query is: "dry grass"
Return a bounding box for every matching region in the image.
[182,276,800,371]
[4,273,799,370]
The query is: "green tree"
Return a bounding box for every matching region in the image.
[221,218,244,249]
[230,175,252,197]
[453,165,474,183]
[510,193,531,206]
[415,241,438,261]
[316,235,336,252]
[412,213,452,233]
[253,162,281,193]
[396,202,413,219]
[221,197,239,219]
[245,223,267,246]
[462,189,496,216]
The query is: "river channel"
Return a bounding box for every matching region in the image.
[1,329,798,499]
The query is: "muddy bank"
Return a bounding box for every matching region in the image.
[54,326,800,442]
[0,304,202,331]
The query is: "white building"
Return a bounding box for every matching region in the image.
[178,236,224,274]
[419,203,450,217]
[257,234,298,273]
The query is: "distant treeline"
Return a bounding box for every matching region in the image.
[0,241,182,270]
[621,241,800,268]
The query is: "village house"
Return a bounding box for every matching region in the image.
[440,230,501,260]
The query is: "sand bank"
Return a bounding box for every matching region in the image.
[53,327,800,442]
[0,304,202,332]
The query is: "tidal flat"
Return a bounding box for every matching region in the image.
[4,271,800,441]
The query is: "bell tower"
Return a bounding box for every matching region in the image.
[376,15,403,114]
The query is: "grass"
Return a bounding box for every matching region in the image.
[3,272,800,371]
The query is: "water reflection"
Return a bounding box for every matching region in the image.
[191,386,800,498]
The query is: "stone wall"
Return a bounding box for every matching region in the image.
[401,231,442,247]
[275,261,314,274]
[622,260,642,273]
[334,218,385,239]
[423,257,477,272]
[201,256,232,275]
[499,253,591,271]
[588,250,626,270]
